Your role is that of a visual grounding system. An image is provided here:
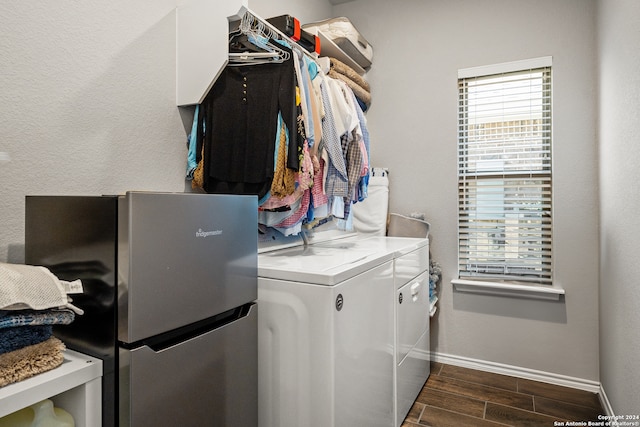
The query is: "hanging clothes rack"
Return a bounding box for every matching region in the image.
[176,4,321,106]
[186,5,374,238]
[228,7,319,66]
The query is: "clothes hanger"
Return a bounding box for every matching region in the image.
[228,11,290,66]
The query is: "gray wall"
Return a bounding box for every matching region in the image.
[335,0,601,382]
[250,0,332,23]
[597,0,640,415]
[0,0,188,263]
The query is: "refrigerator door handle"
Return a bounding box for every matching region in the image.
[123,303,255,352]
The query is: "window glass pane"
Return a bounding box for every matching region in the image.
[458,65,552,285]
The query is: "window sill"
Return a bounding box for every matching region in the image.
[451,279,565,301]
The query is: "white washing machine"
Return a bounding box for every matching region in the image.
[257,231,430,427]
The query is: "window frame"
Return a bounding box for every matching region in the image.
[455,57,556,293]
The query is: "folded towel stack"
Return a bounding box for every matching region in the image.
[328,57,372,110]
[0,262,80,388]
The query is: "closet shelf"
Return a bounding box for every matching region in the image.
[305,28,367,75]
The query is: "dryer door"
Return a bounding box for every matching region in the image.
[396,271,430,426]
[396,271,430,364]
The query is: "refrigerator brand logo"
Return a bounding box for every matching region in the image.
[195,228,223,238]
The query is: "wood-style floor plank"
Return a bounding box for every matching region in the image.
[420,405,508,427]
[518,378,602,408]
[425,374,534,411]
[485,402,563,426]
[439,364,519,392]
[416,387,487,418]
[402,362,605,426]
[430,361,444,376]
[403,402,425,424]
[534,396,603,421]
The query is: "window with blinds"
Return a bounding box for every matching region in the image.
[457,58,552,285]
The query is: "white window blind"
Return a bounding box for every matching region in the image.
[457,59,552,285]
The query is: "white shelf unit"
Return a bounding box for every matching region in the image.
[0,350,102,427]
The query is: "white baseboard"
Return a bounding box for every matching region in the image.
[598,383,615,417]
[431,352,601,394]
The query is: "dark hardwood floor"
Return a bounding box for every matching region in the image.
[402,362,605,427]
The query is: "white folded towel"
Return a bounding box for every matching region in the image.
[0,262,83,314]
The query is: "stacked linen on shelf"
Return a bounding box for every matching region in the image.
[302,16,374,71]
[0,262,81,387]
[328,57,371,111]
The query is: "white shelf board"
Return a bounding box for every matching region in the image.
[0,350,102,418]
[307,28,367,75]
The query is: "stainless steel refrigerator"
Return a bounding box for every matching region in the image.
[25,191,258,427]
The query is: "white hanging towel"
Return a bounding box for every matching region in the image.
[0,262,83,314]
[352,167,389,236]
